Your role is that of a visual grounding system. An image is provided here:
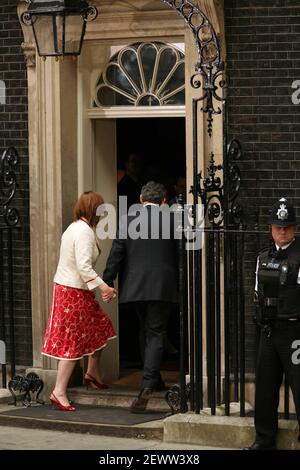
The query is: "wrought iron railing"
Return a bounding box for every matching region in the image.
[0,147,21,387]
[169,220,288,415]
[166,140,293,421]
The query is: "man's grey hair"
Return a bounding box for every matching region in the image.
[141,181,167,204]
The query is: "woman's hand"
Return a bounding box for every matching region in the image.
[99,283,117,303]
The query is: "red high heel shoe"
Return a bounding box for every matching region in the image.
[50,392,75,411]
[84,373,108,390]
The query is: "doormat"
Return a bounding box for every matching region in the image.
[0,404,170,426]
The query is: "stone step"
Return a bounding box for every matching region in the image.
[163,413,300,450]
[68,385,171,412]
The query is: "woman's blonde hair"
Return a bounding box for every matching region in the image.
[73,191,104,227]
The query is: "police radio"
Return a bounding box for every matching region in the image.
[256,257,289,323]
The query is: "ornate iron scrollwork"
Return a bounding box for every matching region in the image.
[163,0,225,136]
[165,384,191,414]
[188,144,243,229]
[0,147,20,227]
[8,372,44,407]
[226,139,243,227]
[192,152,224,227]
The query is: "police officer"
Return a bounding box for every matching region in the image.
[246,198,300,450]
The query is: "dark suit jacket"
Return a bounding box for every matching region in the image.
[103,204,178,304]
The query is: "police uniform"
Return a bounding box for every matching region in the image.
[249,199,300,450]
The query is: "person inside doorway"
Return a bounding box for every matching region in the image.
[169,175,187,206]
[117,153,143,210]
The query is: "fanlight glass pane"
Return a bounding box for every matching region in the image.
[64,14,85,54]
[106,64,138,97]
[97,86,134,106]
[160,63,185,97]
[32,14,63,56]
[162,89,185,106]
[140,44,157,90]
[120,50,142,93]
[155,48,177,91]
[94,42,185,107]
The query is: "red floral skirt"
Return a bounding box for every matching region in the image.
[42,283,116,360]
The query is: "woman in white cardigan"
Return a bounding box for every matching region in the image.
[42,192,117,411]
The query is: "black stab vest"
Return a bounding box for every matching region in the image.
[257,237,300,319]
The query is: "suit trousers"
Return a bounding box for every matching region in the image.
[255,320,300,445]
[135,301,172,390]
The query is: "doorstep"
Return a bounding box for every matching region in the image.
[67,385,170,412]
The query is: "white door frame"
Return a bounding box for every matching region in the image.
[87,106,185,119]
[84,108,186,381]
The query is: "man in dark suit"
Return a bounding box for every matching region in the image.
[103,181,178,413]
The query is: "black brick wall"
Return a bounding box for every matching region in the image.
[0,0,32,366]
[225,0,300,370]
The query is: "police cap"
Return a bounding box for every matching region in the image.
[268,198,296,227]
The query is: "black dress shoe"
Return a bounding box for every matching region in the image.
[130,388,153,414]
[244,441,276,450]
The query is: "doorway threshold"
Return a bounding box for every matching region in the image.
[114,369,179,390]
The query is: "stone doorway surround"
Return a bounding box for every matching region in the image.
[17,0,225,398]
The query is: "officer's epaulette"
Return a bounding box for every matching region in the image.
[258,244,273,256]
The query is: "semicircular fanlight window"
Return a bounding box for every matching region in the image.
[94,42,185,107]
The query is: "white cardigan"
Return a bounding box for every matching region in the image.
[54,219,104,291]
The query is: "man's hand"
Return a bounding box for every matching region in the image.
[99,283,117,304]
